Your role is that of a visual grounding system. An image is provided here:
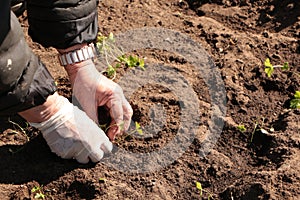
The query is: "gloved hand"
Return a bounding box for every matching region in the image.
[19,93,112,163]
[62,52,133,141]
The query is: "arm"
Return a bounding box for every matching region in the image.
[0,8,56,117]
[27,0,133,140]
[0,5,112,163]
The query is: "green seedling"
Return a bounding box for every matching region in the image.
[118,54,145,69]
[120,121,143,143]
[236,124,247,132]
[264,58,289,78]
[290,91,300,109]
[134,121,143,135]
[96,32,145,80]
[100,121,143,143]
[196,181,214,199]
[250,117,273,143]
[114,121,144,143]
[102,121,143,135]
[31,186,46,199]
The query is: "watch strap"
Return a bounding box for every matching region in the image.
[58,43,95,66]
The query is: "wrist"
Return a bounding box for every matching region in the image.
[64,59,95,84]
[18,92,62,123]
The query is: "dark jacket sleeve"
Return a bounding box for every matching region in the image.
[0,1,10,45]
[0,11,56,117]
[27,0,99,49]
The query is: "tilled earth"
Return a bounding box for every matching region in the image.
[0,0,299,199]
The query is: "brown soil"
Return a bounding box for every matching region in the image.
[1,0,299,199]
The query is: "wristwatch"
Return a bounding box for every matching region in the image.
[58,43,96,66]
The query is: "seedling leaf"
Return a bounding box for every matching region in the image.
[282,62,289,70]
[294,91,300,99]
[31,186,40,193]
[135,121,141,129]
[290,99,300,109]
[290,91,300,109]
[135,122,143,135]
[108,32,115,42]
[106,65,116,78]
[196,181,203,196]
[264,58,272,67]
[264,67,274,78]
[34,193,45,199]
[237,125,246,132]
[31,186,45,199]
[264,58,274,77]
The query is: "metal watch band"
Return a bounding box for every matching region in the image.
[58,43,95,66]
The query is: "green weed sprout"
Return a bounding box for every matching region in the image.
[133,121,143,135]
[113,122,143,143]
[290,91,300,109]
[102,121,142,135]
[236,124,247,132]
[100,121,143,143]
[250,117,273,143]
[264,58,289,78]
[196,181,214,199]
[31,186,46,199]
[96,32,145,80]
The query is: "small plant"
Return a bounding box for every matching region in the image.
[101,121,143,135]
[134,121,143,135]
[114,121,144,143]
[7,119,32,154]
[290,91,300,109]
[100,121,143,143]
[8,119,30,141]
[250,117,274,143]
[31,185,46,199]
[95,32,145,79]
[118,54,145,69]
[236,124,247,132]
[196,181,214,199]
[264,58,289,78]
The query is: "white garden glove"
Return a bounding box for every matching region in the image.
[63,57,133,141]
[19,93,112,163]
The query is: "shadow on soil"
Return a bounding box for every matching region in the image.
[0,134,96,185]
[257,0,300,32]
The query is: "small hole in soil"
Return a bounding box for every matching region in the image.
[220,183,270,200]
[249,132,288,168]
[66,181,96,200]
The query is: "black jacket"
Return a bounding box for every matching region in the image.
[0,0,99,117]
